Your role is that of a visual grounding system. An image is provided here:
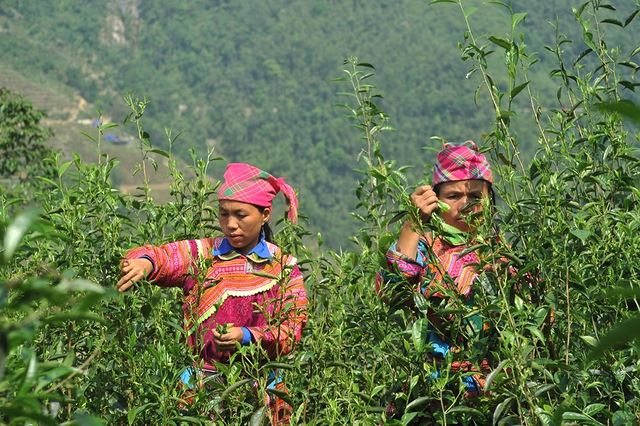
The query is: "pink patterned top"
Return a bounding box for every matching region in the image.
[125,237,307,364]
[376,232,486,348]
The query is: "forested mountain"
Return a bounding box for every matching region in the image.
[1,0,638,248]
[3,2,640,423]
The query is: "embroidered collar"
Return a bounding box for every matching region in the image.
[212,233,272,262]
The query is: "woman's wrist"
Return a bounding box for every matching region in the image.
[397,221,422,260]
[402,219,421,234]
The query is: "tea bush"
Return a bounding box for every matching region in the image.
[2,1,640,425]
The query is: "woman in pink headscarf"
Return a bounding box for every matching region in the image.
[117,163,307,425]
[377,141,501,409]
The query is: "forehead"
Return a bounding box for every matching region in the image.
[218,200,259,212]
[438,179,488,194]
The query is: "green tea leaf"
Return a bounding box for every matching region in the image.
[437,200,450,212]
[405,396,436,411]
[79,131,97,143]
[463,6,477,18]
[512,12,527,28]
[250,407,267,426]
[101,122,119,131]
[17,351,37,397]
[487,1,510,8]
[36,176,59,187]
[449,406,486,417]
[600,18,623,27]
[575,48,594,65]
[252,271,279,280]
[493,397,514,424]
[412,318,429,353]
[510,81,530,100]
[485,359,509,389]
[149,149,170,159]
[261,362,294,371]
[58,161,74,177]
[3,210,39,263]
[413,292,429,315]
[596,100,640,122]
[562,411,601,425]
[570,229,591,243]
[488,35,512,50]
[580,335,598,347]
[583,403,605,417]
[474,83,482,106]
[221,378,253,399]
[266,387,294,406]
[587,315,640,362]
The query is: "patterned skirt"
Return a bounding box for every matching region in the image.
[179,365,292,425]
[426,331,492,397]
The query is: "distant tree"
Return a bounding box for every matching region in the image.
[0,88,55,198]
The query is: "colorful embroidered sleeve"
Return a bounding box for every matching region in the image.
[124,238,216,289]
[376,238,436,296]
[245,259,307,359]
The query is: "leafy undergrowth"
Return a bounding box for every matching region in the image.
[2,1,640,425]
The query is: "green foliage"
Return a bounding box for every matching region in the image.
[412,0,640,423]
[0,211,107,425]
[0,88,55,204]
[2,0,640,424]
[7,0,638,250]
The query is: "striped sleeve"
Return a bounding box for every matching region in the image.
[124,238,215,289]
[377,237,447,307]
[376,240,430,294]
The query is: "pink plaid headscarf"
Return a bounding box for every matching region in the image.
[218,163,299,223]
[433,141,493,185]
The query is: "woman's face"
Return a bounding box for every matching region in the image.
[218,200,271,254]
[438,179,490,233]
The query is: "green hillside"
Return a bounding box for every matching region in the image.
[1,0,638,248]
[3,1,640,424]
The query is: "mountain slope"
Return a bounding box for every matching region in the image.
[1,0,638,248]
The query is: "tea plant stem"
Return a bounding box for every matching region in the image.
[455,0,530,187]
[124,93,152,199]
[345,58,375,168]
[583,5,618,101]
[46,343,102,394]
[66,320,74,419]
[564,262,570,365]
[521,65,552,161]
[343,57,394,235]
[495,282,538,423]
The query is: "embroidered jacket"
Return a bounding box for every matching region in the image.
[377,232,497,396]
[125,236,307,364]
[376,232,492,350]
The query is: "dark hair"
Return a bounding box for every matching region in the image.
[433,180,496,207]
[257,206,274,243]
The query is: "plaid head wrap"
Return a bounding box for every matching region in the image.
[218,163,299,223]
[433,141,493,185]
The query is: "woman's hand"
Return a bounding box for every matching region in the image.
[396,185,440,260]
[410,185,439,223]
[212,327,245,352]
[116,258,153,292]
